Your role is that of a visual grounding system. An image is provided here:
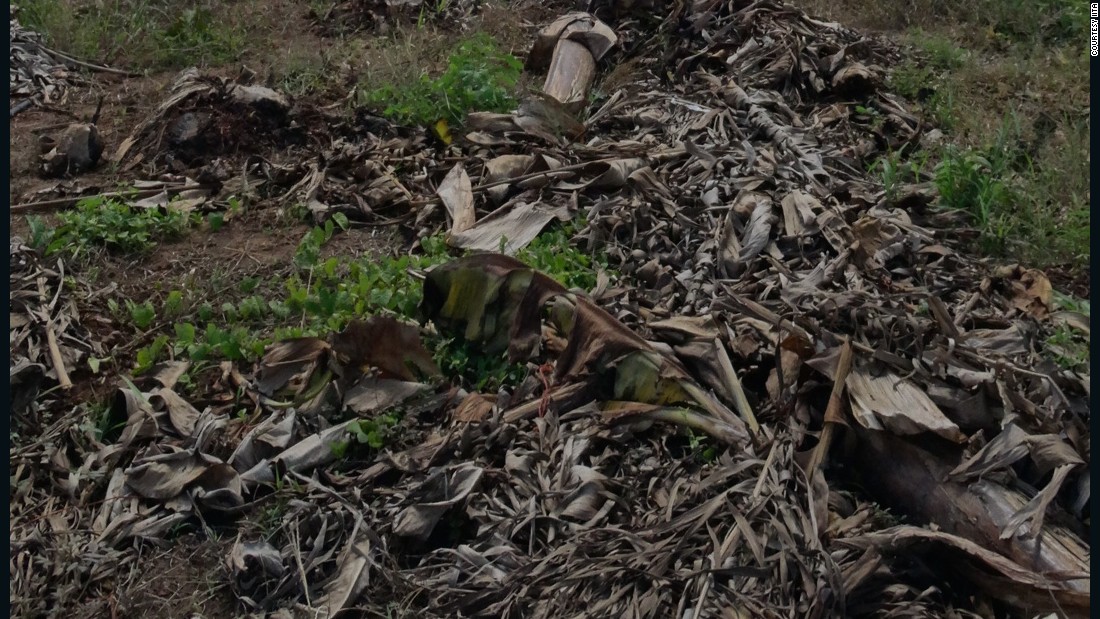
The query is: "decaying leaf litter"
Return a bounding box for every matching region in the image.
[10,7,86,113]
[9,2,1090,618]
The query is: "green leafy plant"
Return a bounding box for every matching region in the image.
[163,290,185,317]
[517,224,606,291]
[128,300,156,329]
[122,226,604,390]
[294,214,349,268]
[686,428,718,463]
[1045,324,1089,371]
[431,337,529,392]
[362,33,522,125]
[348,413,402,450]
[134,334,170,375]
[29,196,195,258]
[27,216,53,249]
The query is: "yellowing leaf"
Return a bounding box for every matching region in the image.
[433,118,453,146]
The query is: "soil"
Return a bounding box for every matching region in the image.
[112,535,239,619]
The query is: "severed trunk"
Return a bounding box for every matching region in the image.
[543,39,596,107]
[851,427,1089,616]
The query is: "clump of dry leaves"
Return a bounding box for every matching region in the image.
[10,1,1089,618]
[10,8,79,107]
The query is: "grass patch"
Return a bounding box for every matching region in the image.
[933,144,1017,255]
[269,38,365,98]
[17,0,245,69]
[813,0,1090,270]
[907,31,967,69]
[886,61,956,129]
[974,0,1086,47]
[928,115,1090,264]
[801,0,1086,46]
[358,33,522,125]
[28,196,197,260]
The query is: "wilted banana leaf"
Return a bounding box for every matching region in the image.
[393,464,484,541]
[256,337,332,399]
[228,540,285,609]
[437,163,475,236]
[332,316,440,382]
[125,447,244,514]
[447,201,569,254]
[421,253,567,361]
[421,254,749,444]
[315,532,383,615]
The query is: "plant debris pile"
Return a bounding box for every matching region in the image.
[9,1,1090,618]
[114,69,304,171]
[10,8,78,106]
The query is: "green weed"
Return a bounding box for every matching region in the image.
[156,7,244,67]
[207,212,225,232]
[1042,293,1089,370]
[1015,115,1091,264]
[28,196,196,259]
[930,111,1089,264]
[887,63,933,101]
[293,214,349,268]
[517,224,606,291]
[163,290,185,318]
[933,145,1016,254]
[1045,325,1089,371]
[332,414,403,459]
[271,40,362,98]
[978,0,1086,46]
[251,497,291,541]
[128,300,157,329]
[908,31,967,69]
[803,0,1088,273]
[1053,292,1090,316]
[134,335,171,375]
[308,0,336,17]
[874,152,904,203]
[348,413,402,450]
[686,428,718,463]
[361,33,522,125]
[431,337,529,392]
[887,62,956,128]
[79,402,127,443]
